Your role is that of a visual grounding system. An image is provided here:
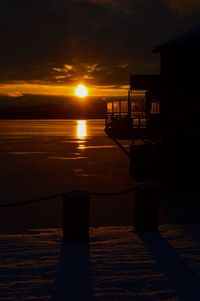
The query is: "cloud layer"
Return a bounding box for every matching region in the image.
[0,0,199,86]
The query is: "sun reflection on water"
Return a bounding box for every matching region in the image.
[76,120,87,139]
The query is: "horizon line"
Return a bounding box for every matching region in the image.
[0,82,129,98]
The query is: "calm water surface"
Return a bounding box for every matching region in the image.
[0,119,135,230]
[0,119,104,138]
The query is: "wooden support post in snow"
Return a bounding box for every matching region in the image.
[134,181,159,232]
[62,190,90,241]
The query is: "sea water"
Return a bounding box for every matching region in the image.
[0,119,134,230]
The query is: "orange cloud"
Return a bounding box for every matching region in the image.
[64,64,73,71]
[0,83,74,97]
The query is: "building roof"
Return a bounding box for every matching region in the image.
[153,25,200,53]
[129,74,161,96]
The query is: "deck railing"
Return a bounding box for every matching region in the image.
[105,112,160,130]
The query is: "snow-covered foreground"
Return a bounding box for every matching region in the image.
[1,225,200,301]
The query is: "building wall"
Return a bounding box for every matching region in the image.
[160,39,200,130]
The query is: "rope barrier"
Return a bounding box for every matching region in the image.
[0,193,63,209]
[0,187,136,209]
[83,186,136,196]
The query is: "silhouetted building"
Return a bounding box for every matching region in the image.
[105,26,200,192]
[129,74,161,124]
[153,26,200,130]
[105,75,161,140]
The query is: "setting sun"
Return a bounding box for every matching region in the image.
[74,84,88,98]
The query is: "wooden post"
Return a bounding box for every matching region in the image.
[62,190,90,241]
[127,89,132,128]
[134,181,159,232]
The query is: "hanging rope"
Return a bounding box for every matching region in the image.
[82,186,136,196]
[0,193,63,209]
[0,186,136,209]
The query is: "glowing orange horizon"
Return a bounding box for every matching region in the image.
[0,82,128,98]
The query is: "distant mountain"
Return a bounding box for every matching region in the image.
[0,94,116,119]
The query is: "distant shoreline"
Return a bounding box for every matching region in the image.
[0,94,107,119]
[0,117,105,120]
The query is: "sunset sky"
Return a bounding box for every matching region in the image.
[0,0,200,98]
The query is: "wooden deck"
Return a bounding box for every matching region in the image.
[105,113,163,141]
[105,127,169,141]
